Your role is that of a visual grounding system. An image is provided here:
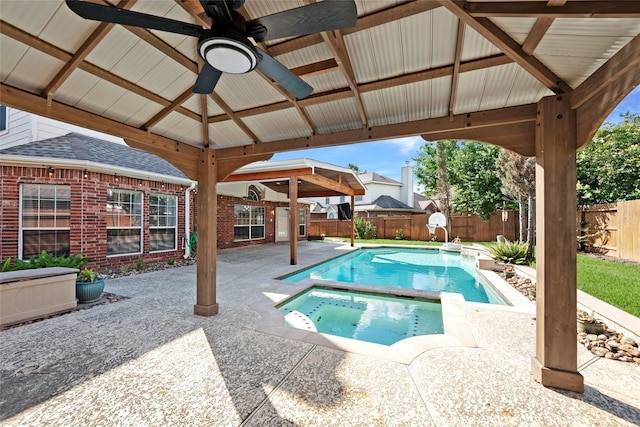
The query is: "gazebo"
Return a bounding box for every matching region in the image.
[1,0,638,393]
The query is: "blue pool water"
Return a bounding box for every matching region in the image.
[283,247,504,304]
[277,287,444,345]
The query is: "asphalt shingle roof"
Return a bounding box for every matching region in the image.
[357,172,401,185]
[0,133,188,179]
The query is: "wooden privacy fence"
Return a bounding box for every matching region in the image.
[310,210,520,243]
[577,199,640,262]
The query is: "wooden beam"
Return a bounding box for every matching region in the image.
[268,1,440,57]
[207,54,513,124]
[437,0,572,94]
[572,33,640,109]
[422,121,537,157]
[42,0,134,101]
[350,195,355,247]
[200,94,210,147]
[449,22,466,118]
[521,1,567,55]
[143,87,195,130]
[291,59,340,79]
[0,21,200,123]
[321,30,368,127]
[466,1,640,18]
[576,69,640,149]
[216,104,537,159]
[531,94,583,393]
[194,147,219,316]
[217,154,274,182]
[209,93,261,143]
[298,174,360,196]
[0,83,200,179]
[223,168,313,183]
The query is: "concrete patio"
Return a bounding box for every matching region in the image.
[1,241,639,426]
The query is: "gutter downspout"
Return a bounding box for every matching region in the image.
[183,181,197,259]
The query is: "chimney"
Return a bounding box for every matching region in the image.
[400,161,414,208]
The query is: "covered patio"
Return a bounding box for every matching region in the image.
[1,242,638,425]
[1,0,640,394]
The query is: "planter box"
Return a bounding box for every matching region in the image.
[0,267,78,327]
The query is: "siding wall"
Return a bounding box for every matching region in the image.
[0,108,32,149]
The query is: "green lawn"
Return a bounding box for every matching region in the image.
[577,254,640,317]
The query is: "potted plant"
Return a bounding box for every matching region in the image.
[504,265,515,278]
[577,309,605,334]
[76,269,105,303]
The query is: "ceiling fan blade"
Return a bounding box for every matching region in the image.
[246,0,357,42]
[193,63,223,94]
[66,0,203,37]
[199,0,237,22]
[256,48,313,99]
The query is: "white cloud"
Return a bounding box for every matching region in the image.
[384,136,424,156]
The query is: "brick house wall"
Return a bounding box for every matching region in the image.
[2,165,310,272]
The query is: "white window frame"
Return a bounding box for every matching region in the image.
[107,189,143,257]
[0,105,8,134]
[149,194,178,253]
[234,205,265,241]
[19,184,71,259]
[299,208,306,237]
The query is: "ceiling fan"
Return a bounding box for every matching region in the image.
[66,0,357,99]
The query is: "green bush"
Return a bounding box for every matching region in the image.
[488,241,528,265]
[354,215,377,239]
[1,251,90,272]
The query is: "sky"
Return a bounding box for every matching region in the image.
[273,86,640,182]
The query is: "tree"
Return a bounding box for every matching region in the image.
[414,140,457,230]
[496,149,536,260]
[577,114,640,206]
[448,142,503,220]
[347,163,366,174]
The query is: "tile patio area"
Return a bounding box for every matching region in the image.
[1,241,639,426]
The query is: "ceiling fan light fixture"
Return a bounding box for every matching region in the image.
[199,38,257,74]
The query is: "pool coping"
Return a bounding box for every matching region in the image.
[252,281,478,365]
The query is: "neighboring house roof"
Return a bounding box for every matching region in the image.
[356,195,413,211]
[358,172,401,186]
[0,133,188,179]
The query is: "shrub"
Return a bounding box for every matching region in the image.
[77,268,100,283]
[488,241,528,265]
[1,251,89,272]
[395,229,404,240]
[354,215,377,239]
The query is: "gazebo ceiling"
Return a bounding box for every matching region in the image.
[1,0,639,174]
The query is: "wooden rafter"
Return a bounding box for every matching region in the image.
[437,0,572,94]
[268,0,440,57]
[208,54,513,123]
[465,1,640,18]
[291,59,340,79]
[144,87,195,130]
[0,83,201,179]
[209,93,260,143]
[42,0,134,102]
[521,0,567,55]
[215,104,537,159]
[200,94,210,147]
[223,168,313,183]
[298,174,360,196]
[449,22,466,118]
[0,20,200,123]
[321,30,367,127]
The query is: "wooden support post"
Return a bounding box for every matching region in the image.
[289,176,298,265]
[350,195,355,247]
[194,148,219,316]
[531,95,584,393]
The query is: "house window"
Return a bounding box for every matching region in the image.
[20,184,70,258]
[355,195,363,202]
[299,209,306,236]
[325,197,330,205]
[149,194,177,252]
[107,189,143,256]
[234,205,265,241]
[247,188,260,201]
[340,196,346,203]
[0,105,7,132]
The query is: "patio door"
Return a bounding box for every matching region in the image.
[275,207,289,242]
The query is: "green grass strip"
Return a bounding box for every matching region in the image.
[577,254,640,317]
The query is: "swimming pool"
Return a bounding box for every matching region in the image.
[277,286,444,345]
[282,247,506,304]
